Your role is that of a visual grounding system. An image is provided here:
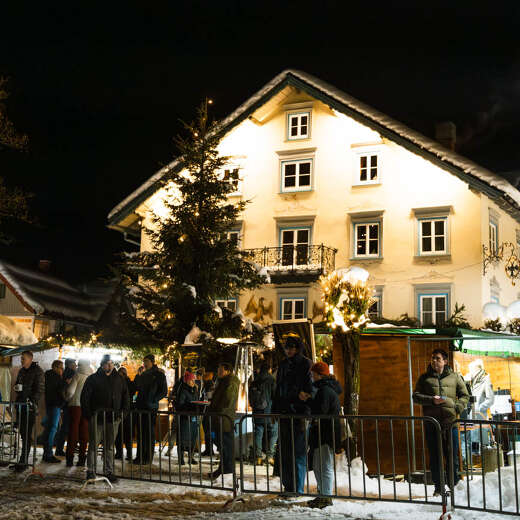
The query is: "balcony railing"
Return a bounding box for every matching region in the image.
[244,244,337,282]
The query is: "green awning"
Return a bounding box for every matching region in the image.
[362,327,436,336]
[445,328,520,358]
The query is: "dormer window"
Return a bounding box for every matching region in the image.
[220,165,242,195]
[287,112,311,140]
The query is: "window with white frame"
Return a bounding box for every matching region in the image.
[358,153,378,184]
[419,218,447,254]
[354,222,380,257]
[280,228,310,266]
[419,294,448,326]
[368,295,381,320]
[226,230,240,247]
[215,299,238,312]
[281,159,312,192]
[221,166,241,194]
[489,220,498,254]
[280,298,306,320]
[287,112,310,140]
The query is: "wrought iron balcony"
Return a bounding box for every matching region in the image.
[244,244,337,283]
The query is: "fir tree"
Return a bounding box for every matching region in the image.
[119,100,266,350]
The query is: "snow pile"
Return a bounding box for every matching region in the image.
[0,315,37,346]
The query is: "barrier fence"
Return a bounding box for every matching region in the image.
[4,406,520,517]
[0,401,37,471]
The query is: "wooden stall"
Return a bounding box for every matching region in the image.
[333,327,520,476]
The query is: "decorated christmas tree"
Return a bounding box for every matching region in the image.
[117,100,266,356]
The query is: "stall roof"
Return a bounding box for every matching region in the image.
[362,327,437,336]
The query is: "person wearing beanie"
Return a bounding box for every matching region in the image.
[175,371,201,465]
[299,361,342,509]
[272,336,313,495]
[133,354,168,465]
[65,359,93,467]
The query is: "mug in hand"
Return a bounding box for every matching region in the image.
[14,384,23,392]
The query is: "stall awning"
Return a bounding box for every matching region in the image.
[0,342,48,357]
[446,328,520,358]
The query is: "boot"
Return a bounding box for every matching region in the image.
[66,456,74,467]
[76,455,86,467]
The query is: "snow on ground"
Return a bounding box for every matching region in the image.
[0,448,516,520]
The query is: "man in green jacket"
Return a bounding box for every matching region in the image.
[206,362,239,480]
[413,348,469,496]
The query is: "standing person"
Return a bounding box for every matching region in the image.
[249,362,277,465]
[13,351,44,471]
[81,355,130,482]
[299,362,342,509]
[206,362,239,480]
[201,371,216,456]
[115,366,136,461]
[175,371,200,465]
[272,336,313,495]
[65,359,92,467]
[413,348,469,496]
[54,358,77,456]
[133,354,168,465]
[42,360,65,463]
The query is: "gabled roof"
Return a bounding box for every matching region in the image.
[108,69,520,226]
[0,260,115,323]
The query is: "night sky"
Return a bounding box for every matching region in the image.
[1,3,520,283]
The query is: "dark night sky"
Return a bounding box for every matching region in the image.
[1,3,520,283]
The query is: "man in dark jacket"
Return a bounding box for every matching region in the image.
[133,354,168,464]
[81,355,130,482]
[272,336,313,494]
[13,350,44,471]
[54,358,77,456]
[249,363,277,464]
[206,362,239,480]
[115,366,136,461]
[42,360,65,462]
[413,348,469,495]
[299,362,342,509]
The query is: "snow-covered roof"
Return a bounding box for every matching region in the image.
[0,261,115,323]
[0,315,37,346]
[108,69,520,225]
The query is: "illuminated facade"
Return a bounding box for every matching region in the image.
[108,70,520,328]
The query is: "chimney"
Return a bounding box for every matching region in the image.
[435,121,456,151]
[38,260,52,273]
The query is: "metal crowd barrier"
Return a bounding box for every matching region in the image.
[92,409,237,495]
[238,413,448,510]
[448,418,520,516]
[0,401,37,471]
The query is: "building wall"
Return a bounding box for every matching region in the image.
[138,91,520,328]
[0,284,32,316]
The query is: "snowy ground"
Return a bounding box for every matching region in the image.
[0,448,517,519]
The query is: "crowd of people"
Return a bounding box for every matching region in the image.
[8,338,467,509]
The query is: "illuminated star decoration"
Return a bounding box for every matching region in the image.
[320,267,373,333]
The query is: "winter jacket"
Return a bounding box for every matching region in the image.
[413,365,470,426]
[176,382,200,447]
[272,353,313,415]
[207,373,239,432]
[44,369,66,408]
[121,374,137,406]
[134,365,168,411]
[15,362,44,409]
[65,360,93,407]
[80,367,130,422]
[249,369,276,424]
[306,376,342,452]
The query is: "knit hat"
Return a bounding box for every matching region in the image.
[100,354,111,366]
[311,361,330,376]
[184,371,196,382]
[144,354,155,364]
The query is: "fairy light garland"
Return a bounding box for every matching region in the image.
[320,268,373,333]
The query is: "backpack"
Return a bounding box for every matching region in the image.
[249,380,268,410]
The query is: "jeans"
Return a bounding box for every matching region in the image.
[43,406,61,457]
[115,412,134,459]
[54,406,70,453]
[279,418,308,493]
[215,430,234,474]
[253,419,278,457]
[66,406,88,460]
[87,418,120,475]
[425,423,459,490]
[313,444,334,496]
[136,412,157,463]
[17,405,35,465]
